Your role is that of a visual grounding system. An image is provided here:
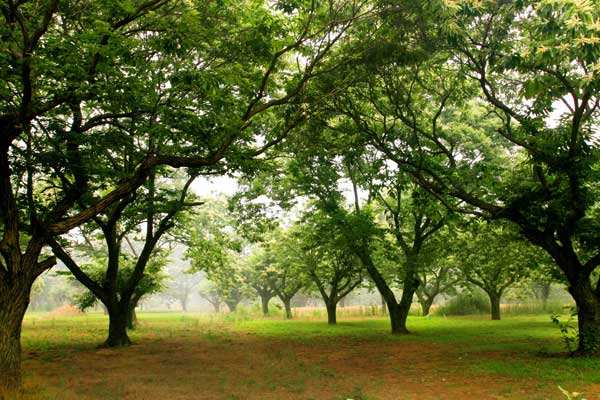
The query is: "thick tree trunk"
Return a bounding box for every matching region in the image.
[104,306,131,347]
[0,286,29,397]
[569,282,600,355]
[326,301,337,325]
[212,302,221,313]
[260,295,270,316]
[387,303,408,334]
[283,299,292,319]
[489,294,501,321]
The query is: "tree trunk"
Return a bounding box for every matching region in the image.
[326,301,337,325]
[387,302,407,334]
[420,297,434,316]
[225,301,237,313]
[212,301,221,313]
[260,295,270,316]
[127,307,137,330]
[0,285,29,397]
[180,298,188,312]
[489,293,501,321]
[569,282,600,355]
[283,299,292,319]
[541,284,550,310]
[104,306,131,347]
[356,250,402,333]
[396,258,420,332]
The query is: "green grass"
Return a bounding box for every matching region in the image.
[20,311,600,399]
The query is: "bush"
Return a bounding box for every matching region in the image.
[436,292,490,316]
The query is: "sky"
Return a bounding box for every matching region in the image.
[191,175,239,197]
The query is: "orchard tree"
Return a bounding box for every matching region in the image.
[296,211,363,324]
[198,281,223,313]
[243,248,278,316]
[376,178,448,331]
[329,0,600,355]
[414,229,461,316]
[0,0,365,391]
[69,250,168,329]
[455,221,539,320]
[164,262,203,313]
[50,172,196,346]
[263,229,307,319]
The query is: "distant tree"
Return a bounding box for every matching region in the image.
[414,229,461,316]
[455,222,538,320]
[185,197,251,313]
[164,259,203,313]
[198,281,222,314]
[264,229,307,319]
[243,249,278,316]
[296,212,363,324]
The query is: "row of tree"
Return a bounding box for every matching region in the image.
[189,197,554,322]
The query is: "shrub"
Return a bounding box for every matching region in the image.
[435,292,490,316]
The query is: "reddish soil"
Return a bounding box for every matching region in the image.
[21,333,590,400]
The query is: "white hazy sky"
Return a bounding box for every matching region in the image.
[191,175,239,197]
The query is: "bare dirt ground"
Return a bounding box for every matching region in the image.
[22,332,592,400]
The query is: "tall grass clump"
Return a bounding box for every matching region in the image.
[503,301,570,316]
[436,292,490,316]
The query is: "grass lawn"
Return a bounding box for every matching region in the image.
[19,312,600,400]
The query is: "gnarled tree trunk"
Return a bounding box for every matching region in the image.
[0,281,30,397]
[104,304,131,347]
[570,281,600,355]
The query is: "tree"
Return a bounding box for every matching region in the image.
[164,256,203,313]
[0,0,363,391]
[455,222,536,320]
[264,229,307,319]
[50,173,196,346]
[376,179,448,331]
[69,250,167,329]
[198,281,222,313]
[414,230,460,316]
[185,197,253,313]
[295,211,363,324]
[326,0,600,355]
[243,248,278,316]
